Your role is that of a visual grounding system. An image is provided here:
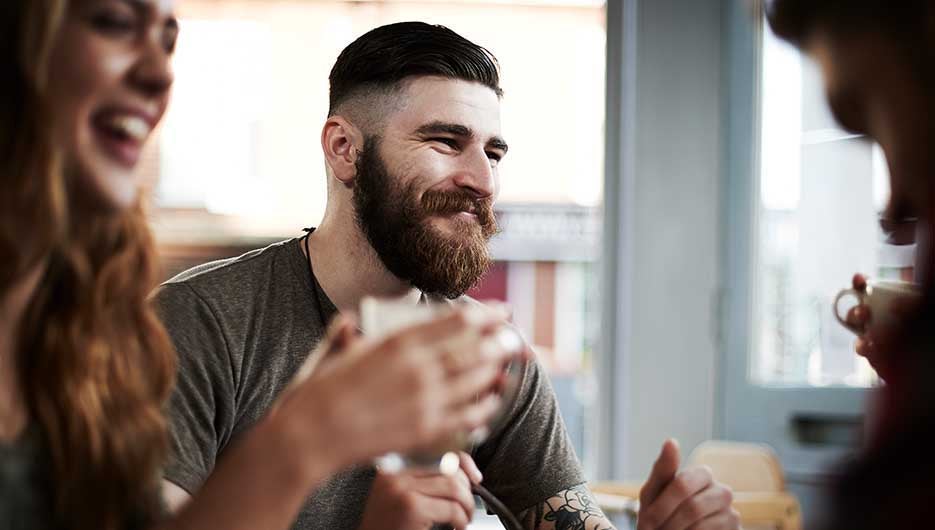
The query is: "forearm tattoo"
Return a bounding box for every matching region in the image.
[518,485,615,530]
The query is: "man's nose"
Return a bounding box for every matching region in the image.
[452,147,496,199]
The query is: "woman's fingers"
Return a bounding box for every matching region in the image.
[855,335,876,358]
[852,273,867,292]
[290,314,359,386]
[845,304,870,332]
[442,363,504,408]
[305,305,526,457]
[445,393,502,434]
[388,306,496,347]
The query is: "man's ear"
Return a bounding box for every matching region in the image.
[321,116,364,186]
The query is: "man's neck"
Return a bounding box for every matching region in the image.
[306,218,422,313]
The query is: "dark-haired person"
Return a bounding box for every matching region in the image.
[766,0,935,527]
[157,22,739,530]
[0,1,522,529]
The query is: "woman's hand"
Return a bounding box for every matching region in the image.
[273,305,524,472]
[845,273,911,382]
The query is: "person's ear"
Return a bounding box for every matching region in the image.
[321,116,364,186]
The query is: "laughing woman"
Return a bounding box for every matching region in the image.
[0,1,518,529]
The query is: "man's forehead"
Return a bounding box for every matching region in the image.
[389,77,502,137]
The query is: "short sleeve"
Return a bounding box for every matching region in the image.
[471,357,586,516]
[154,282,238,495]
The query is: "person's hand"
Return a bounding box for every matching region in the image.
[637,440,739,530]
[845,273,910,381]
[845,273,875,357]
[273,306,524,470]
[358,452,482,530]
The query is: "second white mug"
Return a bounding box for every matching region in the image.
[833,279,921,335]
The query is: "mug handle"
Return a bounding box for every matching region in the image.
[833,288,864,334]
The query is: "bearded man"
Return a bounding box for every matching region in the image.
[156,22,738,530]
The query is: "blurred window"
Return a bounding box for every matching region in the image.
[155,0,605,238]
[752,18,902,387]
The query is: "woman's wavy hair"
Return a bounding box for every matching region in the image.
[1,2,176,529]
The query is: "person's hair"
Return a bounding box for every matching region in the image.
[0,0,65,290]
[328,21,502,117]
[766,0,928,48]
[2,2,176,529]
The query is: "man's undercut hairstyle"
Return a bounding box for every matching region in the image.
[328,21,502,117]
[767,0,927,48]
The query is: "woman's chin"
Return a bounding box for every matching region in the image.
[69,159,143,213]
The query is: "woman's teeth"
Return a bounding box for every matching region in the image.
[104,114,150,141]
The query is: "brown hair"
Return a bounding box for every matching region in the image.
[766,0,929,47]
[0,0,65,288]
[2,1,176,529]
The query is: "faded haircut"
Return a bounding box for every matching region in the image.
[327,21,502,126]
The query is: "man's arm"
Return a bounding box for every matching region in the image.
[517,440,739,530]
[154,283,238,496]
[517,484,615,530]
[163,480,192,513]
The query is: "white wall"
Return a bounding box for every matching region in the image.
[602,0,724,481]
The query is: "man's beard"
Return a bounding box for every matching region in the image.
[352,136,499,299]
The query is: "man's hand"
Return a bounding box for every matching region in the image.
[358,452,481,530]
[637,440,739,530]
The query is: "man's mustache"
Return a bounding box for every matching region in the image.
[421,190,495,219]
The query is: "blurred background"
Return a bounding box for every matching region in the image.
[144,0,606,480]
[140,0,913,527]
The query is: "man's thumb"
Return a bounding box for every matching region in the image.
[640,439,681,505]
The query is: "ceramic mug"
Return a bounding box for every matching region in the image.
[359,296,525,475]
[833,279,921,335]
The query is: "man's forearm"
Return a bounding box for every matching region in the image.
[517,485,616,530]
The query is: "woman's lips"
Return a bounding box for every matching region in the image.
[91,111,154,168]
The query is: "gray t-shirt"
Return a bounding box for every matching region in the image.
[0,426,51,530]
[156,237,584,529]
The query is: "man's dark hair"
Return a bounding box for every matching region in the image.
[328,21,502,116]
[766,0,927,48]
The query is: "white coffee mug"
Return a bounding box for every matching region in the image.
[359,296,525,475]
[833,279,921,335]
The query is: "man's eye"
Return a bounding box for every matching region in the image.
[486,151,503,163]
